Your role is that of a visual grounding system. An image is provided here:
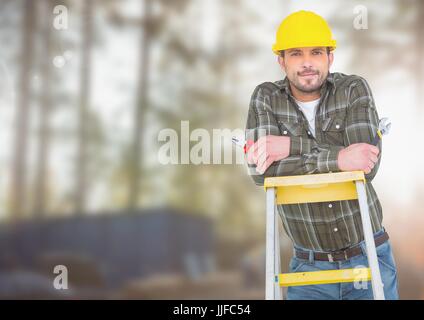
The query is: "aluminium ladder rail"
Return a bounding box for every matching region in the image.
[264,171,385,300]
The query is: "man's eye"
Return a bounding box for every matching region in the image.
[291,52,300,56]
[312,51,322,55]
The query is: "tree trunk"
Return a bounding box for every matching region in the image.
[76,0,93,214]
[416,0,424,115]
[10,0,36,221]
[128,0,152,210]
[33,0,54,217]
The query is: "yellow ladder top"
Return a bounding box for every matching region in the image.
[263,171,366,205]
[264,171,365,189]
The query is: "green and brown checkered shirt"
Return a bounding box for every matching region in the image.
[245,72,383,252]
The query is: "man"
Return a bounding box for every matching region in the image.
[245,10,399,300]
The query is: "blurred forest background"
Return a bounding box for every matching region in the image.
[0,0,424,299]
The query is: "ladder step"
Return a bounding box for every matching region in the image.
[278,267,371,287]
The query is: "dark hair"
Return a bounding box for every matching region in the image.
[279,47,331,57]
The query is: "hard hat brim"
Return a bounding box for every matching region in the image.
[272,40,337,55]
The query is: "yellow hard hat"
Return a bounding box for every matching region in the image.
[272,10,337,55]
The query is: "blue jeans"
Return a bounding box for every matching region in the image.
[287,229,399,300]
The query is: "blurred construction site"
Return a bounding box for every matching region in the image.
[0,208,267,299]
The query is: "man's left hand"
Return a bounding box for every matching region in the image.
[246,135,291,174]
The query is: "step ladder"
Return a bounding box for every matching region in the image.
[264,171,385,300]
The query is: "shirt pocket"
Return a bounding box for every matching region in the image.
[276,118,304,137]
[322,116,345,146]
[254,112,281,136]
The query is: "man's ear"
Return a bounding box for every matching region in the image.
[328,52,334,69]
[277,55,286,73]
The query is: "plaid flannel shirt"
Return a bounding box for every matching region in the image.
[245,72,383,252]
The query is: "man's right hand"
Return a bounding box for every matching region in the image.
[337,143,379,174]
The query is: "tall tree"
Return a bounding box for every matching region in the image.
[10,0,36,220]
[75,0,94,214]
[415,0,424,113]
[33,0,54,216]
[127,0,152,210]
[103,0,192,210]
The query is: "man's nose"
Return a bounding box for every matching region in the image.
[300,57,313,69]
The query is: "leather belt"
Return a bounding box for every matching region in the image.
[295,231,389,262]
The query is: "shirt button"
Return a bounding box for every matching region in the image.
[334,228,338,232]
[328,203,333,208]
[283,130,288,135]
[335,124,340,129]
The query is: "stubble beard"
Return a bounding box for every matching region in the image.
[290,70,328,94]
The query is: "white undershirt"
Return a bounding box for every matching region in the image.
[294,97,320,137]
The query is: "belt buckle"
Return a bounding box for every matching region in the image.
[327,251,349,262]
